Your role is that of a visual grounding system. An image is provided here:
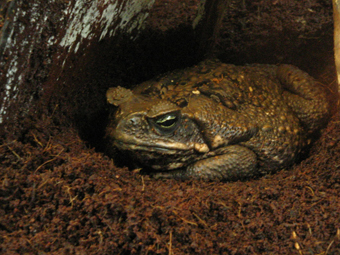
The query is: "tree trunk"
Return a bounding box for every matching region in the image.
[333,0,340,93]
[0,0,156,136]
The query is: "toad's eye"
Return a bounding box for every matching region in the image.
[149,112,180,134]
[156,114,177,128]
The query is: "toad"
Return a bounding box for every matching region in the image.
[106,59,330,181]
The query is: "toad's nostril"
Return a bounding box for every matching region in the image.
[129,116,140,126]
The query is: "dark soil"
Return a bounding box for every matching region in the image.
[1,0,340,254]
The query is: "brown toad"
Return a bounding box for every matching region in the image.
[105,59,330,181]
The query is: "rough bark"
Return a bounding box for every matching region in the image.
[333,0,340,92]
[0,0,155,136]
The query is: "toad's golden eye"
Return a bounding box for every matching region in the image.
[156,114,177,128]
[149,111,181,134]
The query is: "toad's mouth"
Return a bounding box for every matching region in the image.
[114,140,206,171]
[112,131,211,156]
[114,139,195,155]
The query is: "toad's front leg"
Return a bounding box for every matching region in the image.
[153,145,257,181]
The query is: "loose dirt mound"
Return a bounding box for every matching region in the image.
[1,109,340,254]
